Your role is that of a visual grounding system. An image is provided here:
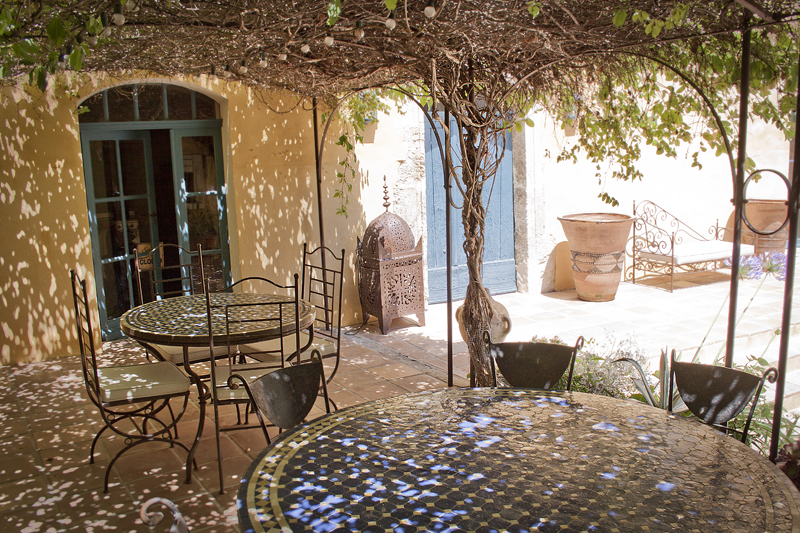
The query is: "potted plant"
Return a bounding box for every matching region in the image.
[558,213,634,301]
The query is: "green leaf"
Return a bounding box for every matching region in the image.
[515,122,523,132]
[0,7,15,36]
[527,1,541,18]
[525,118,535,127]
[68,45,85,70]
[47,17,68,47]
[612,10,627,27]
[651,20,663,38]
[12,40,42,63]
[326,0,342,26]
[86,15,103,36]
[384,0,398,11]
[29,66,47,92]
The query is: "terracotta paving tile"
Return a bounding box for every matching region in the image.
[191,434,247,465]
[0,475,49,514]
[0,453,41,484]
[112,447,186,482]
[127,471,206,505]
[392,374,449,394]
[40,439,106,469]
[194,454,254,490]
[28,406,90,432]
[47,460,120,494]
[0,416,29,438]
[325,389,365,409]
[33,422,96,451]
[368,362,424,380]
[0,433,36,456]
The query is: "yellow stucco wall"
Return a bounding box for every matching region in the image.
[0,73,367,364]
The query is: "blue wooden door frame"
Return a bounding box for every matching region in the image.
[170,128,231,289]
[425,116,517,303]
[80,130,158,340]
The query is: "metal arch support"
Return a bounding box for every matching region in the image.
[742,169,791,236]
[313,86,456,387]
[769,52,800,463]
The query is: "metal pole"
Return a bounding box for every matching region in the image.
[312,97,327,251]
[444,107,454,387]
[724,25,752,368]
[769,54,800,462]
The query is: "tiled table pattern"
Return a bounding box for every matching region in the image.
[240,389,800,532]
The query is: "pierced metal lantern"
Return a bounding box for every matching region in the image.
[357,181,425,335]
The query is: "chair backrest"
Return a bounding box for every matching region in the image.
[232,351,331,433]
[486,333,584,390]
[301,244,345,343]
[134,243,204,305]
[70,269,101,404]
[668,350,778,442]
[206,275,301,372]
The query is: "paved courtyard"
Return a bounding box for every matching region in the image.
[1,269,797,532]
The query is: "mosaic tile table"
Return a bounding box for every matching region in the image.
[121,293,315,348]
[238,388,800,533]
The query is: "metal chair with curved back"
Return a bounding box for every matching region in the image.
[485,332,584,390]
[240,244,345,383]
[206,274,302,494]
[133,243,227,367]
[70,269,200,493]
[667,349,778,443]
[230,350,336,444]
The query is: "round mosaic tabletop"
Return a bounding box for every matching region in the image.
[238,388,800,533]
[120,293,314,348]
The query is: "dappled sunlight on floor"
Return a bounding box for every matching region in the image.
[0,334,449,531]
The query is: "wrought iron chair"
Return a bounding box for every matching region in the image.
[240,244,345,383]
[70,269,199,493]
[230,350,335,444]
[140,497,189,533]
[485,332,584,390]
[667,349,778,443]
[133,243,226,366]
[206,275,302,494]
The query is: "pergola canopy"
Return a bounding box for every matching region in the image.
[4,1,799,99]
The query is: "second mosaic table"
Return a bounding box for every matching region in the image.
[238,388,800,533]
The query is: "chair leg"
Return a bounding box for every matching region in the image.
[212,400,225,495]
[185,394,205,485]
[90,423,111,464]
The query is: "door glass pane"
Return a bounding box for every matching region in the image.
[119,140,148,195]
[187,196,220,251]
[167,86,192,120]
[79,92,105,123]
[96,202,125,259]
[125,198,151,256]
[137,84,164,121]
[106,86,136,122]
[90,141,120,198]
[182,136,217,192]
[200,252,225,293]
[102,261,130,320]
[195,93,219,120]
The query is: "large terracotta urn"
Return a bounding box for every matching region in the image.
[744,199,789,256]
[558,213,634,302]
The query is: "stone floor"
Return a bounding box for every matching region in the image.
[1,268,797,532]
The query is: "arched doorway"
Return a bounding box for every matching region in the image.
[78,83,231,339]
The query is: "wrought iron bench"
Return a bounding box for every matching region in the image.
[627,200,755,292]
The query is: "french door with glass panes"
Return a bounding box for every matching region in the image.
[80,127,229,339]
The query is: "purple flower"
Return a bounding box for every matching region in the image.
[762,251,787,281]
[725,255,764,280]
